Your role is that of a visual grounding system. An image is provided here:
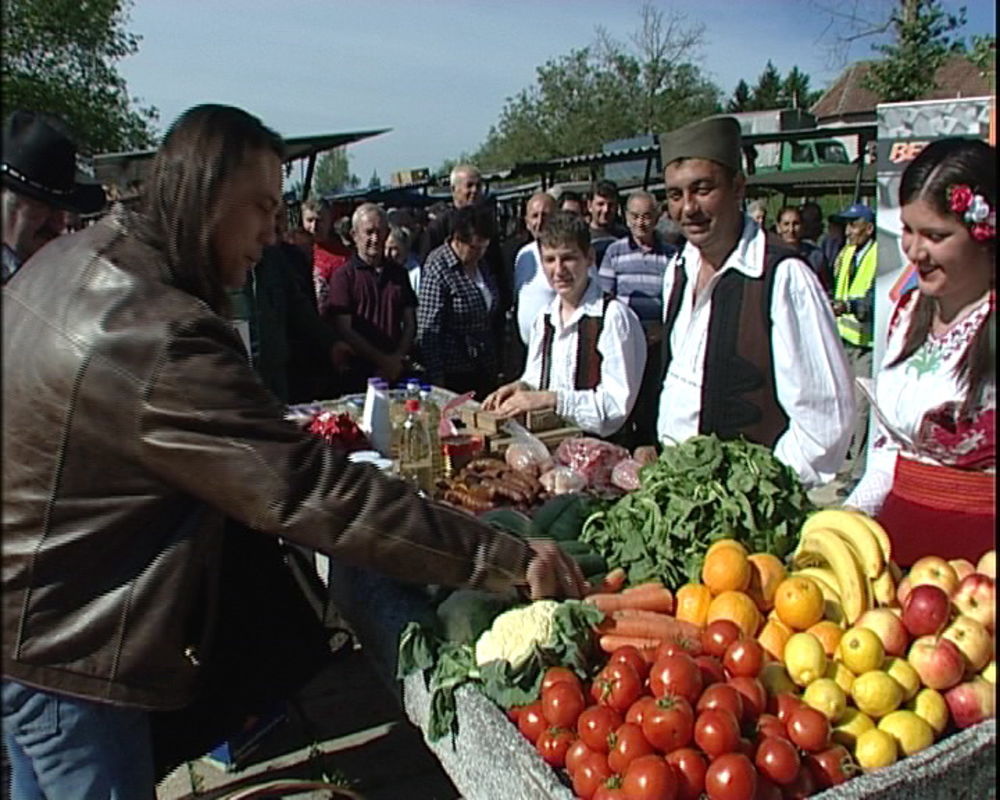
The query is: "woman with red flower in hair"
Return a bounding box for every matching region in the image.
[846,137,995,566]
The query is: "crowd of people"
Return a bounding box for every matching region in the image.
[2,104,994,797]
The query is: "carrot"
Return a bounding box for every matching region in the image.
[585,585,674,614]
[599,611,701,643]
[597,567,627,594]
[598,634,663,655]
[622,581,667,595]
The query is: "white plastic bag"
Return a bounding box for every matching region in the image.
[501,420,553,477]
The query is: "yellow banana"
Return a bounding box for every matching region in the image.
[844,509,893,565]
[872,569,896,607]
[793,566,842,597]
[792,570,847,626]
[793,528,869,624]
[801,509,884,579]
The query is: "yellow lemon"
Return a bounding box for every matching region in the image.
[784,632,828,687]
[803,677,848,722]
[878,710,934,756]
[759,661,797,697]
[825,660,856,694]
[832,707,875,751]
[905,688,949,737]
[854,728,898,772]
[883,657,921,702]
[837,627,885,675]
[982,661,996,684]
[851,670,903,718]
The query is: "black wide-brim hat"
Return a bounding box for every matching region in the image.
[1,110,106,215]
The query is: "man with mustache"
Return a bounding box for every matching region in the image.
[655,116,854,487]
[2,111,106,283]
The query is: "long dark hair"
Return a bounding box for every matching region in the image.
[890,137,995,417]
[140,105,284,314]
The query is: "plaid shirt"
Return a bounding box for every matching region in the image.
[417,242,498,384]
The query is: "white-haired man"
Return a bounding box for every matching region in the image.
[326,202,417,389]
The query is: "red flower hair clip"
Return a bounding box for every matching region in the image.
[948,184,995,242]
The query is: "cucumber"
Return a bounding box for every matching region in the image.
[480,508,533,538]
[530,493,589,541]
[572,553,607,577]
[557,540,594,557]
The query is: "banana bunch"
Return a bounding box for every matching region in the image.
[790,509,898,625]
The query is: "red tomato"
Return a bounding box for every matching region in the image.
[592,662,643,713]
[779,765,818,799]
[536,727,575,767]
[578,705,624,753]
[753,775,783,800]
[723,639,765,679]
[542,681,585,729]
[565,738,594,776]
[695,655,728,687]
[610,645,651,682]
[804,744,857,789]
[694,708,741,759]
[754,736,800,785]
[517,701,547,743]
[649,653,703,705]
[736,738,757,760]
[786,706,831,753]
[705,752,758,800]
[666,747,708,800]
[608,722,655,774]
[593,783,628,800]
[727,676,767,725]
[755,714,790,742]
[572,751,614,800]
[696,684,745,723]
[622,754,679,800]
[506,705,522,725]
[656,636,703,660]
[542,665,583,695]
[641,695,695,754]
[626,695,659,727]
[773,694,804,725]
[702,620,742,658]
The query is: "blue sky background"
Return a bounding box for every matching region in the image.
[116,0,995,184]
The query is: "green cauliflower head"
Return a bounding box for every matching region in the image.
[474,600,560,670]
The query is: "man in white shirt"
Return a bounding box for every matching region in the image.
[656,116,854,488]
[513,191,558,346]
[483,212,646,438]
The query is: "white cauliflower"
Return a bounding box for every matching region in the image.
[474,600,560,669]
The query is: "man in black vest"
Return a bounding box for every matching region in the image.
[655,116,855,488]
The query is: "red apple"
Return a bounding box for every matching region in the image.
[907,635,966,691]
[897,575,913,607]
[857,608,910,657]
[949,559,976,582]
[909,556,960,595]
[942,615,994,675]
[952,573,995,632]
[977,550,996,579]
[944,678,995,728]
[902,584,952,637]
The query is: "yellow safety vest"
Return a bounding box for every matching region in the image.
[833,240,877,348]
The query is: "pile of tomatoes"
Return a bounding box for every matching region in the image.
[508,620,859,800]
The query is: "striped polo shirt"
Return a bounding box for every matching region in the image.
[597,234,675,326]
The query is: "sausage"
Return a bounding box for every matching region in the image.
[443,488,493,513]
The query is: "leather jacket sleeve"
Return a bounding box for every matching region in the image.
[136,312,532,593]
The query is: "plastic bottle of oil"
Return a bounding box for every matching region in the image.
[397,398,433,494]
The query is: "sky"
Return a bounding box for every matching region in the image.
[116,0,995,187]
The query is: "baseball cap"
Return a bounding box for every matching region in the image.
[835,203,875,223]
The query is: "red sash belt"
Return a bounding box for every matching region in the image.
[893,456,996,514]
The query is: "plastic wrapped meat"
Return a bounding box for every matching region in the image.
[554,437,629,489]
[539,466,587,495]
[610,458,643,492]
[504,440,554,477]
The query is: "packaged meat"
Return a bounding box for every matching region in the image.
[539,466,587,495]
[501,420,553,477]
[610,458,643,491]
[554,437,629,489]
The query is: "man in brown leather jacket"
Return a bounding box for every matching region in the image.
[1,104,584,797]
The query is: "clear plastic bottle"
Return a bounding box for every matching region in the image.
[397,397,433,493]
[420,384,443,480]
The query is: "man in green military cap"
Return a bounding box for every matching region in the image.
[654,115,855,488]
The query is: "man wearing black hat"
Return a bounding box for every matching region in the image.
[655,115,855,488]
[1,111,106,283]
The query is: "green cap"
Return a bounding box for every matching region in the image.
[660,116,742,173]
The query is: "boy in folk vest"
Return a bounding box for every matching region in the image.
[481,212,646,437]
[655,116,855,488]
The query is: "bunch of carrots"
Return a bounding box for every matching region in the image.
[585,568,700,661]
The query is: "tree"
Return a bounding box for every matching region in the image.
[368,169,381,189]
[780,66,822,109]
[311,147,360,197]
[473,3,721,170]
[862,0,967,101]
[2,0,158,152]
[747,60,783,110]
[727,79,752,112]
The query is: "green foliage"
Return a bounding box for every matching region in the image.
[727,64,822,113]
[967,34,996,84]
[727,79,753,112]
[2,0,158,152]
[780,66,823,110]
[863,0,967,102]
[311,147,360,197]
[748,60,783,110]
[473,3,721,171]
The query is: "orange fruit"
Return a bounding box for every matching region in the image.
[808,620,845,657]
[758,617,794,661]
[707,590,763,638]
[746,553,787,612]
[701,543,751,595]
[675,583,713,627]
[707,538,747,557]
[774,576,825,631]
